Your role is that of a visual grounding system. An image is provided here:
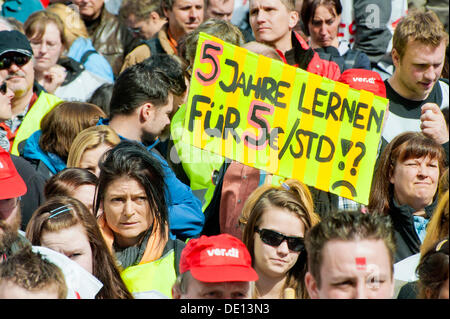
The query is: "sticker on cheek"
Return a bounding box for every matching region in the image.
[355,257,366,270]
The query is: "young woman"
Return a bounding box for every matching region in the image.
[26,196,133,299]
[240,179,320,299]
[67,125,121,177]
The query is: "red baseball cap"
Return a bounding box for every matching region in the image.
[339,68,386,98]
[180,234,259,283]
[0,148,26,200]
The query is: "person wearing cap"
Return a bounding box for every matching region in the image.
[304,210,396,299]
[172,233,258,299]
[0,30,62,156]
[383,9,449,163]
[0,147,27,239]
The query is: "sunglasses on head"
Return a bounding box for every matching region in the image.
[0,82,6,94]
[0,55,31,70]
[255,228,305,252]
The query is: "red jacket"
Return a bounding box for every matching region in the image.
[277,32,341,81]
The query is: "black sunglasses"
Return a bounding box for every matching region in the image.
[255,228,305,252]
[0,55,31,70]
[0,82,6,94]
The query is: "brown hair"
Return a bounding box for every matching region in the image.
[368,132,445,215]
[0,246,67,299]
[25,196,133,299]
[39,102,106,161]
[393,9,449,59]
[417,238,449,299]
[300,0,342,36]
[240,179,320,299]
[305,210,396,289]
[119,0,164,22]
[44,167,98,200]
[24,10,68,50]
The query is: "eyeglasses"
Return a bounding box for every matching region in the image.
[0,82,6,94]
[255,228,305,252]
[0,55,31,70]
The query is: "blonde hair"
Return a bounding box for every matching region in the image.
[67,125,121,168]
[393,9,449,59]
[46,3,89,47]
[240,179,320,299]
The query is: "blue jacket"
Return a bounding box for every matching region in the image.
[97,118,204,240]
[22,130,66,179]
[67,37,115,83]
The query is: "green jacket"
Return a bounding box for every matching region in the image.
[120,238,185,298]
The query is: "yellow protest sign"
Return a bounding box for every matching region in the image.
[182,33,388,205]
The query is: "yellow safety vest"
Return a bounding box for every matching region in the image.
[170,104,224,210]
[120,248,178,298]
[11,91,62,156]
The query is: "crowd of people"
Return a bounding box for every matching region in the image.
[0,0,448,300]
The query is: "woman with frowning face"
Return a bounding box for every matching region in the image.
[369,131,445,263]
[94,140,185,298]
[300,0,371,71]
[240,179,320,299]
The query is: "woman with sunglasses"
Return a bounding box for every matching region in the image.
[240,179,320,299]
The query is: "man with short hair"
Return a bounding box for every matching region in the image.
[0,246,68,299]
[0,30,62,156]
[120,0,205,72]
[248,0,341,80]
[205,0,234,22]
[119,0,167,40]
[383,9,449,160]
[304,211,396,299]
[104,58,204,240]
[72,0,141,76]
[172,233,258,299]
